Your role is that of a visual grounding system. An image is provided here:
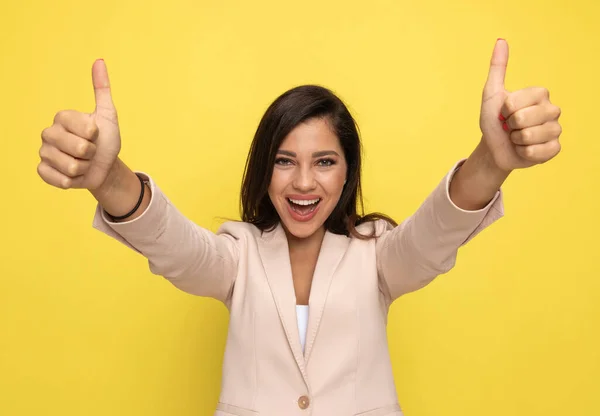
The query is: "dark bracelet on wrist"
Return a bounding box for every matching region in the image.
[105,173,146,222]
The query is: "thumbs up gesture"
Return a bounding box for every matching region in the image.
[38,59,122,190]
[479,39,562,171]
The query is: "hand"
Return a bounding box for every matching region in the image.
[38,59,122,190]
[479,39,562,172]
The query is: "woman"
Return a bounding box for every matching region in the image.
[37,39,562,415]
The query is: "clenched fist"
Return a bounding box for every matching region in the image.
[38,59,121,190]
[479,39,562,171]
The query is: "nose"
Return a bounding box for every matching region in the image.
[292,166,316,191]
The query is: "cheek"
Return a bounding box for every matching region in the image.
[320,172,346,197]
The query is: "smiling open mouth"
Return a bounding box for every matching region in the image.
[287,198,321,216]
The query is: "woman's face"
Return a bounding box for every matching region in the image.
[268,117,348,240]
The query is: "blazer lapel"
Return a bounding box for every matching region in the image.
[257,224,308,379]
[257,224,351,378]
[304,230,350,361]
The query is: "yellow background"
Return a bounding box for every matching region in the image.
[1,0,598,415]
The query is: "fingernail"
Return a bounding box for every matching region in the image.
[498,112,506,122]
[497,38,505,41]
[502,122,509,132]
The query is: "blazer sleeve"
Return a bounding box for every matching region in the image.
[376,160,504,303]
[92,172,239,304]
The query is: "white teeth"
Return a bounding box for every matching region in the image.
[288,198,320,206]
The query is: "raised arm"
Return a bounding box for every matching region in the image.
[91,159,239,303]
[37,59,238,304]
[377,39,562,303]
[376,146,505,303]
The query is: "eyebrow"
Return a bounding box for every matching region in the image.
[277,150,340,157]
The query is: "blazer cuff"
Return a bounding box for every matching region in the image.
[438,159,505,244]
[92,172,168,251]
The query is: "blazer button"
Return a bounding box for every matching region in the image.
[298,395,310,409]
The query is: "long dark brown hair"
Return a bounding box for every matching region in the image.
[240,85,396,239]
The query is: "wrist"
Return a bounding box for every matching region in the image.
[90,159,122,196]
[473,139,512,182]
[449,140,510,211]
[89,159,150,221]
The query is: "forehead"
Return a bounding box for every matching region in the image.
[279,118,342,153]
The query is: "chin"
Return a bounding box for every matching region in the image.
[281,219,324,240]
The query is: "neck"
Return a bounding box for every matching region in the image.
[285,226,326,255]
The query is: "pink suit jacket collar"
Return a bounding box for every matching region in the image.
[257,222,351,383]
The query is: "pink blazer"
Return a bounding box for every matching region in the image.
[92,160,503,416]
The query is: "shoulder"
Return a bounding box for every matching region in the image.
[353,218,395,240]
[216,220,263,239]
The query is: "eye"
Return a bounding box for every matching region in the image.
[316,158,336,167]
[275,157,293,166]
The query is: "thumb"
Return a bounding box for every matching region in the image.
[91,59,115,112]
[483,38,509,98]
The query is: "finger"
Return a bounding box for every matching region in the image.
[37,162,85,189]
[42,125,97,159]
[92,59,115,112]
[53,110,99,141]
[510,122,562,145]
[515,139,561,163]
[39,143,91,178]
[483,38,509,98]
[502,87,553,117]
[506,104,561,130]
